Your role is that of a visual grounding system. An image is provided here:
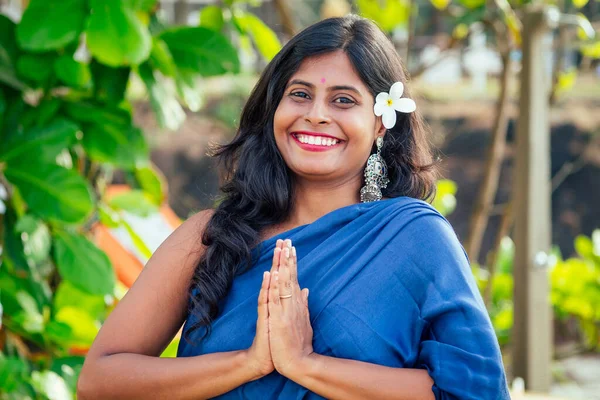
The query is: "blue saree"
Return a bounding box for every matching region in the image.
[177,197,510,399]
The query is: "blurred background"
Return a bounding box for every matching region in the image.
[0,0,599,399]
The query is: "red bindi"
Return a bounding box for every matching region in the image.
[320,78,326,84]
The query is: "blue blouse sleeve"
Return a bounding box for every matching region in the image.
[401,209,510,400]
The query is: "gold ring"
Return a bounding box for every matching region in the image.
[279,294,292,299]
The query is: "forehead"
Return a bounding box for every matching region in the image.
[289,51,367,89]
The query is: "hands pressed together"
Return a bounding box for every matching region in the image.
[246,239,315,381]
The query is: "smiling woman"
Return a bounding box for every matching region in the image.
[79,14,510,400]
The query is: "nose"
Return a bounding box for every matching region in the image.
[304,98,331,126]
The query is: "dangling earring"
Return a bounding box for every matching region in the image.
[360,136,389,203]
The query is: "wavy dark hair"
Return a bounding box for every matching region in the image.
[184,14,439,344]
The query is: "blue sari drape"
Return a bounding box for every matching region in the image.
[177,197,510,399]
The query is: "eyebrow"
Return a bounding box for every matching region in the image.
[287,79,363,96]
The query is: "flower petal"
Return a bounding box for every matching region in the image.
[381,108,397,129]
[375,92,389,105]
[389,82,404,100]
[392,97,416,113]
[374,101,387,116]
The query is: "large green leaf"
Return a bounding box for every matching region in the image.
[82,122,148,169]
[53,230,115,295]
[90,59,131,103]
[234,12,281,61]
[4,160,94,224]
[16,53,55,86]
[54,54,91,88]
[54,281,106,321]
[138,61,185,130]
[160,26,240,76]
[17,0,88,51]
[0,356,30,393]
[0,118,79,163]
[86,0,152,66]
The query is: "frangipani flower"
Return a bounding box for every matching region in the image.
[373,82,416,129]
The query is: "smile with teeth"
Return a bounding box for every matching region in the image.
[294,134,340,146]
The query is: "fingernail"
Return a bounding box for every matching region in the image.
[285,247,290,258]
[285,239,292,247]
[306,289,309,298]
[292,247,296,257]
[263,271,268,279]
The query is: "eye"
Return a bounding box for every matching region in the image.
[290,91,310,99]
[334,96,355,105]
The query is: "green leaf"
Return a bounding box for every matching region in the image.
[54,306,100,346]
[199,5,225,32]
[432,179,457,217]
[17,0,88,51]
[13,291,45,333]
[122,219,153,260]
[63,101,132,127]
[125,0,158,11]
[54,281,106,321]
[160,337,180,358]
[86,0,152,66]
[82,122,149,170]
[135,164,165,206]
[458,0,486,8]
[108,189,158,217]
[16,53,55,86]
[54,54,91,88]
[90,60,131,103]
[0,64,27,90]
[175,71,203,112]
[0,14,18,68]
[573,0,589,8]
[430,0,451,10]
[53,230,116,295]
[149,38,177,77]
[0,356,30,393]
[356,0,411,32]
[138,61,185,130]
[575,235,594,259]
[234,12,281,61]
[30,370,72,400]
[4,160,94,224]
[160,26,240,76]
[0,118,79,163]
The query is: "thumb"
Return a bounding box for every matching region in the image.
[303,288,309,306]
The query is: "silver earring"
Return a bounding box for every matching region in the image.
[360,136,389,203]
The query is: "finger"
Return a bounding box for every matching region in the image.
[301,288,309,308]
[290,246,299,289]
[268,271,281,315]
[258,271,270,320]
[271,247,281,275]
[276,239,284,249]
[278,247,294,312]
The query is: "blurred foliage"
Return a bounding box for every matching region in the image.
[0,0,280,398]
[472,230,600,351]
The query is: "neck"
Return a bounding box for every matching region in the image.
[287,173,363,227]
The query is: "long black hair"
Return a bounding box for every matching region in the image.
[184,14,438,344]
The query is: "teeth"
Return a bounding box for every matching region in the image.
[295,134,339,146]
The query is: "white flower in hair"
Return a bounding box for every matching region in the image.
[373,81,416,129]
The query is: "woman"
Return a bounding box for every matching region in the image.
[78,15,510,400]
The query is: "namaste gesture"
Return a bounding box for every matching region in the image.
[247,239,314,380]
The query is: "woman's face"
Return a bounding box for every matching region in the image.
[273,50,385,185]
